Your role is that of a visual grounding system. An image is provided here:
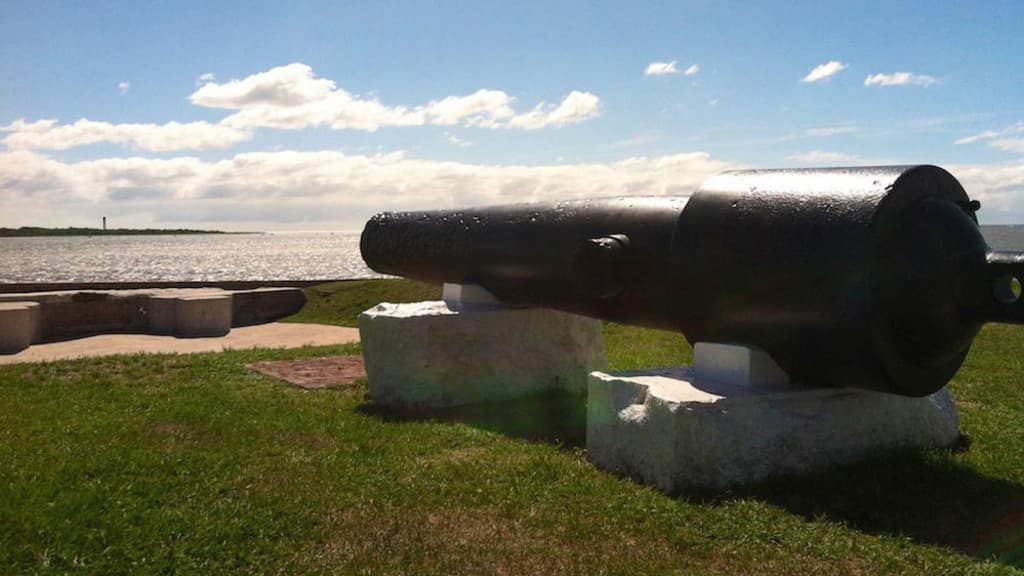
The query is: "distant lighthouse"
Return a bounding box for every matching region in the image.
[102,217,107,231]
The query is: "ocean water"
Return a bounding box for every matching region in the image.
[977,226,1024,251]
[0,231,378,283]
[2,227,1024,283]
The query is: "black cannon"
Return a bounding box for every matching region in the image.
[360,165,1024,397]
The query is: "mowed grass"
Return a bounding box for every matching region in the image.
[2,280,1024,574]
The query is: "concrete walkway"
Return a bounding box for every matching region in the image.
[0,322,360,365]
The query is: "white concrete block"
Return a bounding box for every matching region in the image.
[442,283,502,309]
[693,342,790,388]
[359,301,605,408]
[0,302,41,353]
[587,359,959,492]
[149,296,178,335]
[25,301,41,344]
[174,294,232,337]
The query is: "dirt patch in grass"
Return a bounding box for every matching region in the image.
[414,446,492,466]
[147,421,206,446]
[249,355,366,390]
[150,422,190,436]
[285,431,334,451]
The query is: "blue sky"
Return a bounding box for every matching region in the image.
[2,1,1022,230]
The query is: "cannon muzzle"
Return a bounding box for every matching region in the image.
[361,165,1024,397]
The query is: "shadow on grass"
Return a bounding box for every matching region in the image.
[686,447,1024,569]
[357,387,1024,567]
[358,392,588,448]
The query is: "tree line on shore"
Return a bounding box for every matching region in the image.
[0,226,231,237]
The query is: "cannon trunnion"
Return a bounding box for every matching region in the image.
[361,165,1023,397]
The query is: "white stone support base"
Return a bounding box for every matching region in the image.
[0,302,41,354]
[442,282,502,308]
[359,300,606,408]
[587,343,960,492]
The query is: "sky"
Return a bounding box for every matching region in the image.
[2,0,1023,231]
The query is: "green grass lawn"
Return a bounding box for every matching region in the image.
[3,279,1024,574]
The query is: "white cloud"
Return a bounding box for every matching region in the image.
[190,63,335,108]
[191,63,427,131]
[990,139,1024,154]
[219,90,425,132]
[645,61,679,76]
[0,118,252,152]
[610,130,663,149]
[196,72,216,86]
[801,61,847,83]
[507,91,600,130]
[214,86,598,132]
[117,81,131,94]
[803,126,858,137]
[0,149,733,229]
[948,162,1024,222]
[424,89,515,127]
[5,147,1024,227]
[2,63,602,151]
[191,62,598,132]
[444,132,472,147]
[863,72,938,87]
[774,125,860,142]
[955,130,1001,145]
[644,61,699,77]
[786,150,861,163]
[955,122,1024,154]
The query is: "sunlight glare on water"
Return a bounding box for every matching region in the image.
[0,232,381,282]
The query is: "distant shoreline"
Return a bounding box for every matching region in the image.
[0,227,255,237]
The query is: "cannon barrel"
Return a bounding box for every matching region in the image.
[360,165,1024,397]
